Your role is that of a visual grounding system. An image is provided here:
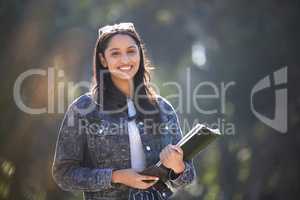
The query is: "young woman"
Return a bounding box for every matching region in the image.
[52,22,195,200]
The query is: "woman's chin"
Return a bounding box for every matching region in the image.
[112,73,135,81]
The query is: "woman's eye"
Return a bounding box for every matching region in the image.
[128,50,136,54]
[111,52,120,56]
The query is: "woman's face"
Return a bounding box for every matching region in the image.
[100,34,141,81]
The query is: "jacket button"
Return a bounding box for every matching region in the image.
[146,146,151,151]
[162,192,166,197]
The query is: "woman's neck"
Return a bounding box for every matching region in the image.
[111,76,134,98]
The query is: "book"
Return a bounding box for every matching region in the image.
[140,123,221,187]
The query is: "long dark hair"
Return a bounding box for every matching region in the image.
[90,28,161,131]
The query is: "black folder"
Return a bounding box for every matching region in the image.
[140,123,221,188]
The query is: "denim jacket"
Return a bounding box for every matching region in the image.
[52,87,196,200]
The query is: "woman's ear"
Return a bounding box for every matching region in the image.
[99,53,107,68]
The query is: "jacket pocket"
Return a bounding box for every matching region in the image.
[88,132,131,169]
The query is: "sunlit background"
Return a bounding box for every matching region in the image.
[1,0,300,199]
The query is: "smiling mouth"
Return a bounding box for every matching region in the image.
[118,65,133,72]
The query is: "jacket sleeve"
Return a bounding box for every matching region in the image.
[160,97,196,188]
[52,104,113,192]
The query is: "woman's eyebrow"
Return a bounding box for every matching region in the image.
[108,48,119,52]
[127,45,137,49]
[108,45,137,52]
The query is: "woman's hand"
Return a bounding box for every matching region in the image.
[160,144,185,174]
[111,169,159,189]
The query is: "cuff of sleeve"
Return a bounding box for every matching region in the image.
[168,161,194,186]
[95,168,113,189]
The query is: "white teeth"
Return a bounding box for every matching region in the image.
[119,66,132,70]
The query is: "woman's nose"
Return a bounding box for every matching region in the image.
[120,54,130,64]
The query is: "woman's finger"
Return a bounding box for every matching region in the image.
[160,149,167,160]
[139,175,159,181]
[146,180,157,187]
[170,145,183,155]
[140,181,156,189]
[166,147,173,157]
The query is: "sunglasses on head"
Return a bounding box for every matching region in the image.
[98,22,136,38]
